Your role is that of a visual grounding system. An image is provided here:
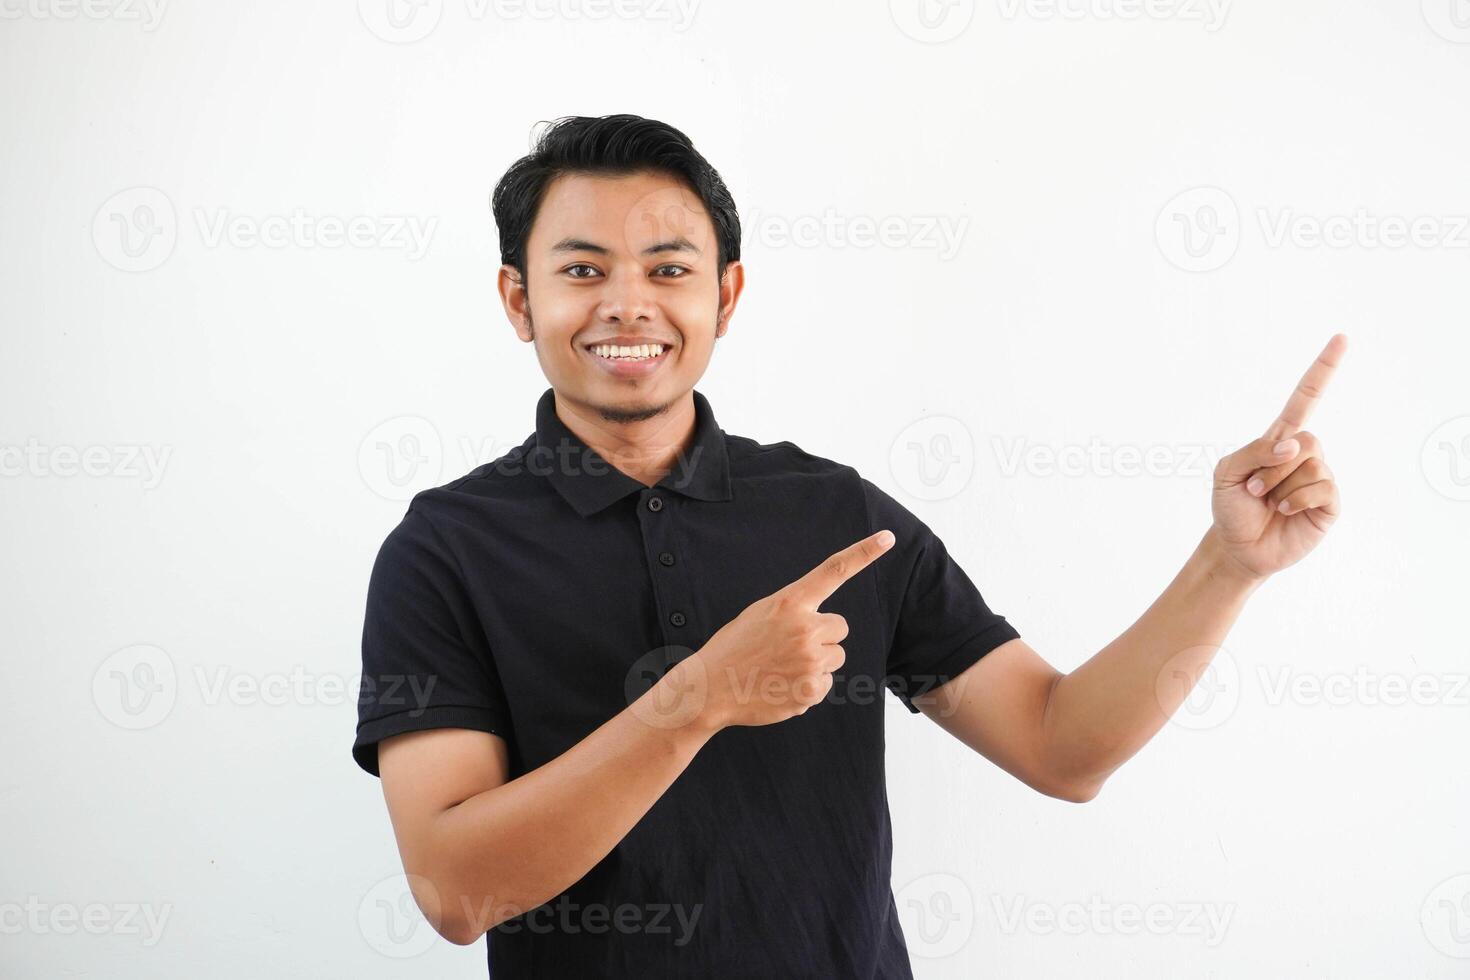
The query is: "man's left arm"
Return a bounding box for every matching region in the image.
[915,334,1348,803]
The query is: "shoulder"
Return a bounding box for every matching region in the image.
[724,431,925,530]
[387,435,546,535]
[725,431,861,484]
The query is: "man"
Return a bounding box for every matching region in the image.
[353,113,1345,977]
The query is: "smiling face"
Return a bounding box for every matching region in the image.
[498,169,744,424]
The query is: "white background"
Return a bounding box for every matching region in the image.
[3,0,1469,976]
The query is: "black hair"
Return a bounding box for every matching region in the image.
[491,114,741,285]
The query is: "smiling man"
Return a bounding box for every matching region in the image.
[353,114,1345,977]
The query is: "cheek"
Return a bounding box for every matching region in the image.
[663,293,720,336]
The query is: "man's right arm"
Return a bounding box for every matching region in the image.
[378,666,720,946]
[375,528,896,946]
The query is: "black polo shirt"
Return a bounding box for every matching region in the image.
[354,386,1020,978]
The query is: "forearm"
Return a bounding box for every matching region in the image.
[430,663,717,942]
[1042,525,1264,793]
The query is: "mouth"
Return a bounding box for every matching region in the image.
[582,341,673,379]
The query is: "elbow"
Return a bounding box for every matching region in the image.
[1036,766,1107,804]
[404,867,499,947]
[1050,776,1104,804]
[442,919,486,947]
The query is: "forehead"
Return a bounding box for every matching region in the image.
[529,170,715,257]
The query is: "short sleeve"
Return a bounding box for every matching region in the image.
[353,508,514,777]
[861,478,1020,713]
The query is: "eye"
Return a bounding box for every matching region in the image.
[653,264,690,278]
[564,263,601,279]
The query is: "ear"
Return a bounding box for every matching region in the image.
[715,260,745,339]
[497,264,534,341]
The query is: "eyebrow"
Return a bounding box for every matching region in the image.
[550,236,702,257]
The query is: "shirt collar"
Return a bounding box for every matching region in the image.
[533,387,732,517]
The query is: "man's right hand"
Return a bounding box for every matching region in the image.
[666,529,896,731]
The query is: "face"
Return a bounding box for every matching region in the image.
[498,169,743,424]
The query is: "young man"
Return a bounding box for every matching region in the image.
[353,114,1345,977]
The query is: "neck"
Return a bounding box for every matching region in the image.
[554,389,698,489]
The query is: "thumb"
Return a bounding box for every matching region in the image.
[1215,435,1301,486]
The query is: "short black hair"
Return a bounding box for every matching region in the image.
[491,114,741,283]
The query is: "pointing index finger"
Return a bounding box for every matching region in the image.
[786,529,896,608]
[1263,333,1348,442]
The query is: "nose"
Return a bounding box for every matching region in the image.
[595,267,656,324]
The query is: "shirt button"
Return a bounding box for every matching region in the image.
[669,611,686,627]
[647,496,663,512]
[659,552,675,566]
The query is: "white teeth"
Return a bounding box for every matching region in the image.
[591,343,666,361]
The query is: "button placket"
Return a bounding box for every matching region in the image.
[639,489,693,648]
